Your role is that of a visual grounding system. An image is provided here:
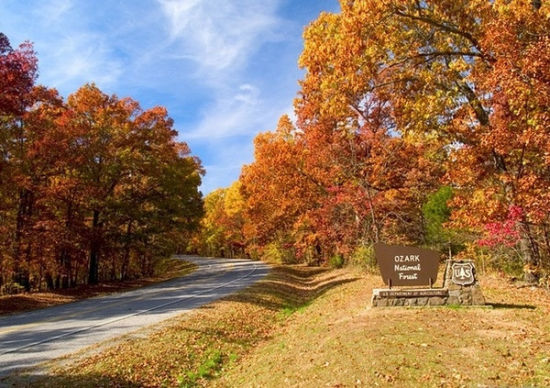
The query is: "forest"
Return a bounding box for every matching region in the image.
[1,0,549,295]
[0,33,203,292]
[192,0,550,285]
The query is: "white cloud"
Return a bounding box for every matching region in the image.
[157,0,281,72]
[156,0,287,144]
[0,0,308,194]
[41,34,123,91]
[0,0,124,94]
[34,0,74,25]
[184,83,275,140]
[235,84,258,104]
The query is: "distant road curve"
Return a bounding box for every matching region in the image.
[0,256,270,378]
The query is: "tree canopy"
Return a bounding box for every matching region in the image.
[196,0,550,282]
[0,34,203,293]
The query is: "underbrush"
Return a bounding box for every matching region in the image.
[0,257,196,316]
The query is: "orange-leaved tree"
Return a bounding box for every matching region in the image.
[240,115,323,262]
[293,0,549,279]
[0,33,204,293]
[193,181,246,258]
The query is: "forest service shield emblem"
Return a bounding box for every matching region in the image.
[451,262,475,286]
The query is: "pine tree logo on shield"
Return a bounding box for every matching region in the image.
[451,262,475,286]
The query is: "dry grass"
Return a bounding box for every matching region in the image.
[218,271,550,388]
[17,265,356,387]
[0,258,196,316]
[9,265,550,387]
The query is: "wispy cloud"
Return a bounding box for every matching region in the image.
[154,0,289,140]
[1,0,125,93]
[157,0,281,72]
[184,83,266,140]
[155,0,292,192]
[0,0,333,193]
[33,0,74,25]
[41,34,123,90]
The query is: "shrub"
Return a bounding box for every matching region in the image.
[261,241,296,264]
[329,254,344,269]
[0,281,25,295]
[350,244,377,271]
[422,186,453,246]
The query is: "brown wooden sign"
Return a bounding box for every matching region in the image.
[374,243,440,287]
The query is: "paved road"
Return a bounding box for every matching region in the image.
[0,256,269,378]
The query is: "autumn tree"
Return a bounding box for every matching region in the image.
[291,2,444,261]
[62,84,203,284]
[0,33,204,293]
[0,32,37,116]
[440,2,549,281]
[193,181,246,258]
[0,33,39,291]
[238,102,439,264]
[240,115,323,262]
[290,0,550,279]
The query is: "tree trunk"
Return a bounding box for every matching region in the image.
[121,221,132,280]
[13,189,28,285]
[519,220,539,283]
[45,273,55,290]
[88,209,101,285]
[61,202,73,288]
[14,189,33,291]
[110,254,117,281]
[73,260,80,287]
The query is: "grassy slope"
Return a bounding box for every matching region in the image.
[0,258,197,316]
[12,265,550,387]
[219,272,550,387]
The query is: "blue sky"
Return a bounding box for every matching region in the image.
[0,0,339,194]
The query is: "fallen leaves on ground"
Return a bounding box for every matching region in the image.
[22,263,355,387]
[218,270,550,388]
[12,265,550,388]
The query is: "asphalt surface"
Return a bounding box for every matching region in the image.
[0,256,269,378]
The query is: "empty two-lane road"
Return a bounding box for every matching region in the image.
[0,256,269,377]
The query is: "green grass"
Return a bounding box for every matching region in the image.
[278,300,312,319]
[180,350,223,387]
[445,303,463,310]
